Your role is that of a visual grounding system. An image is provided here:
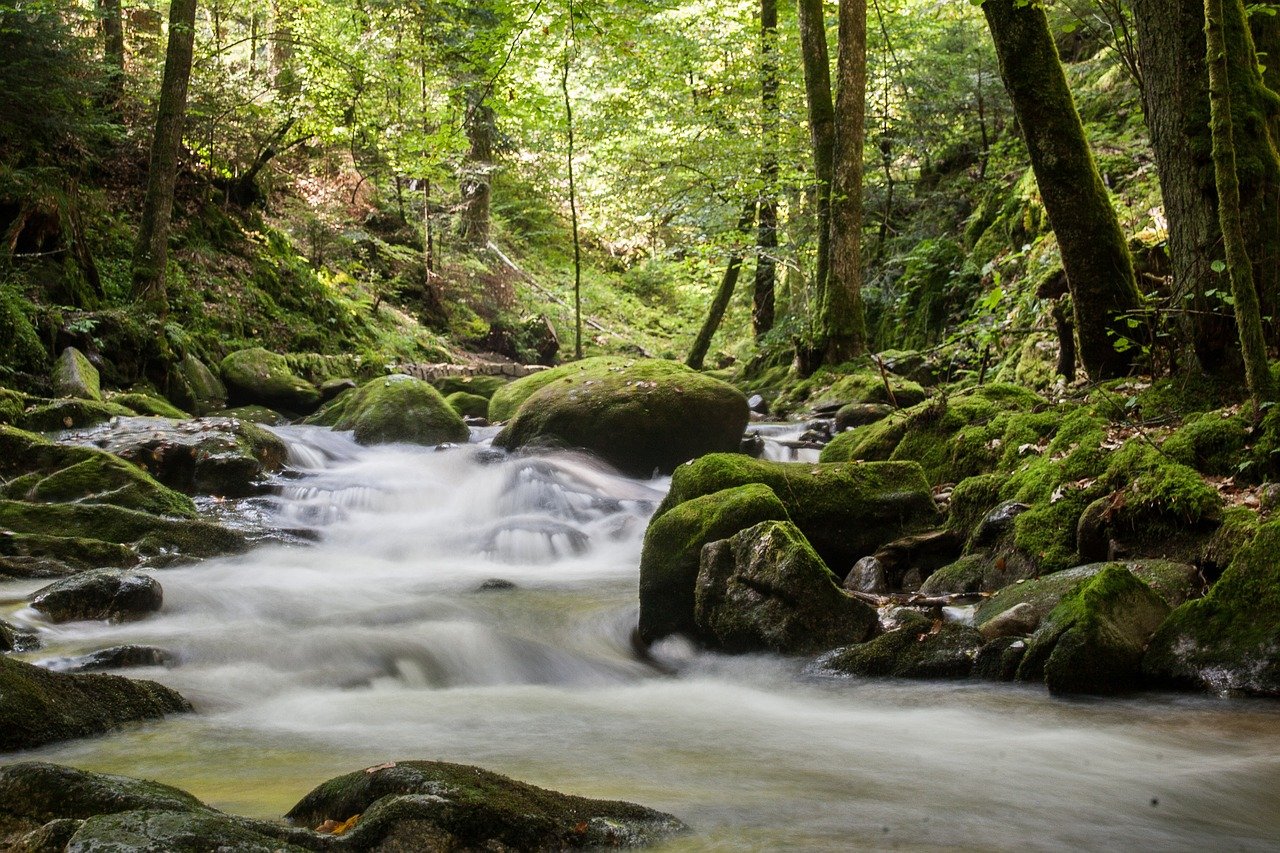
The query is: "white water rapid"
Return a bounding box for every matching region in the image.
[2,426,1279,850]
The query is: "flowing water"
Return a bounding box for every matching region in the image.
[2,426,1280,851]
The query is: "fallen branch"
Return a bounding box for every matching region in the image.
[846,590,990,609]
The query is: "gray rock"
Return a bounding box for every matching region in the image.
[978,601,1039,640]
[30,569,162,623]
[844,556,887,594]
[972,500,1030,547]
[53,348,101,402]
[834,402,893,432]
[45,645,175,673]
[814,610,983,680]
[173,353,227,415]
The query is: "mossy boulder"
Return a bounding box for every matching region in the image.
[0,387,25,425]
[216,405,289,425]
[21,398,136,432]
[61,416,288,497]
[30,569,163,623]
[1144,520,1280,696]
[813,610,984,679]
[52,347,101,401]
[0,763,206,827]
[433,373,509,400]
[286,760,687,850]
[306,374,469,446]
[105,392,189,419]
[220,347,321,414]
[1016,565,1170,695]
[1161,411,1250,477]
[776,362,927,415]
[0,531,138,580]
[172,352,228,415]
[0,657,189,752]
[492,358,748,477]
[488,357,631,422]
[694,520,878,654]
[656,454,939,571]
[445,390,491,419]
[61,809,314,853]
[638,483,791,643]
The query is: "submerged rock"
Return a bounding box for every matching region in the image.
[306,374,469,447]
[221,347,321,414]
[45,645,175,673]
[638,483,790,643]
[814,611,984,680]
[694,520,878,655]
[0,658,189,752]
[30,569,163,623]
[286,760,687,850]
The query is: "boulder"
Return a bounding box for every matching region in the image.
[0,531,138,580]
[30,569,163,623]
[638,483,791,643]
[220,348,320,414]
[978,601,1039,640]
[286,760,687,850]
[172,352,227,415]
[813,611,984,679]
[318,377,357,402]
[61,416,288,497]
[844,556,887,594]
[0,657,189,752]
[306,374,469,446]
[1144,520,1280,696]
[972,637,1027,681]
[53,347,101,401]
[870,529,963,590]
[655,454,940,571]
[488,357,632,423]
[445,390,491,419]
[216,405,289,425]
[22,398,135,432]
[694,520,878,655]
[105,392,189,419]
[46,645,175,673]
[834,402,893,433]
[1016,565,1171,695]
[492,358,748,477]
[0,762,206,826]
[0,618,37,653]
[62,809,312,852]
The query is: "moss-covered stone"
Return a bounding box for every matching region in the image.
[0,763,206,828]
[813,610,984,679]
[945,474,1004,542]
[215,405,289,425]
[638,483,790,643]
[30,569,163,623]
[286,760,687,850]
[67,809,311,852]
[0,386,25,425]
[172,352,228,416]
[220,347,320,414]
[306,374,469,446]
[52,346,101,401]
[492,359,748,477]
[0,657,189,752]
[809,368,927,410]
[432,373,509,400]
[487,357,631,422]
[694,520,878,655]
[21,398,136,432]
[1016,565,1170,694]
[0,531,138,580]
[656,454,939,571]
[105,392,189,420]
[1161,411,1250,477]
[445,390,490,419]
[0,500,246,560]
[1144,520,1280,696]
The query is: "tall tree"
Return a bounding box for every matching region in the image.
[688,203,757,370]
[981,0,1142,379]
[460,90,495,246]
[132,0,199,315]
[1205,0,1275,403]
[797,0,836,321]
[753,0,780,339]
[822,0,869,364]
[100,0,125,104]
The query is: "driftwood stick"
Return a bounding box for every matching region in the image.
[845,590,990,608]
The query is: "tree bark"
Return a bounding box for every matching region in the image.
[460,86,494,247]
[1205,0,1275,404]
[131,0,198,315]
[982,0,1142,380]
[797,0,835,321]
[822,0,869,364]
[753,0,779,339]
[688,203,757,371]
[100,0,125,104]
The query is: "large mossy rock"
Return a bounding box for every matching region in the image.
[53,347,101,401]
[0,657,189,752]
[30,569,163,623]
[814,610,984,679]
[0,762,206,826]
[1016,565,1171,695]
[638,483,791,643]
[655,454,939,571]
[445,390,490,419]
[105,391,189,419]
[306,374,469,446]
[491,358,748,477]
[286,760,687,850]
[21,398,136,432]
[172,352,228,415]
[61,416,288,497]
[694,520,878,654]
[220,348,321,414]
[1144,520,1280,696]
[488,357,630,423]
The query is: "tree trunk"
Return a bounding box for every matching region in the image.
[822,0,869,364]
[753,0,779,339]
[131,0,198,315]
[1205,0,1275,404]
[797,0,835,323]
[1249,9,1280,142]
[562,21,583,360]
[982,0,1142,380]
[100,0,125,104]
[460,87,494,248]
[688,203,757,371]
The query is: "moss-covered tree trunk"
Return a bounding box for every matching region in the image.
[982,0,1142,380]
[797,0,835,318]
[1249,8,1280,145]
[688,204,757,371]
[753,0,779,339]
[459,87,494,248]
[100,0,125,104]
[1205,0,1275,404]
[131,0,197,316]
[822,0,868,364]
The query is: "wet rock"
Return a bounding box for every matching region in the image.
[918,554,1022,596]
[639,483,790,643]
[0,658,189,752]
[740,432,766,458]
[63,809,313,853]
[747,393,768,414]
[978,601,1039,640]
[318,377,357,403]
[30,569,163,623]
[105,392,188,419]
[306,374,469,447]
[1017,565,1170,695]
[1144,520,1280,696]
[813,611,983,679]
[0,619,38,653]
[477,578,517,592]
[834,402,894,433]
[654,454,940,572]
[62,416,287,497]
[872,529,963,590]
[220,348,321,414]
[286,760,687,850]
[215,405,290,425]
[172,352,227,415]
[21,398,136,432]
[972,638,1027,681]
[843,556,887,594]
[694,520,877,655]
[492,358,749,477]
[972,500,1030,547]
[53,347,101,401]
[0,762,206,825]
[46,645,175,673]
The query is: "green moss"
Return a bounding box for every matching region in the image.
[815,611,983,679]
[918,554,995,594]
[445,391,490,419]
[775,363,927,415]
[0,281,48,379]
[307,374,468,446]
[432,374,509,399]
[0,386,25,425]
[1160,412,1250,477]
[638,483,790,642]
[0,531,137,573]
[0,499,245,558]
[21,398,136,432]
[946,474,1004,540]
[52,346,101,401]
[106,392,189,419]
[220,347,320,414]
[488,357,631,422]
[1102,441,1223,527]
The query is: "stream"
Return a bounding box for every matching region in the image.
[2,426,1279,850]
